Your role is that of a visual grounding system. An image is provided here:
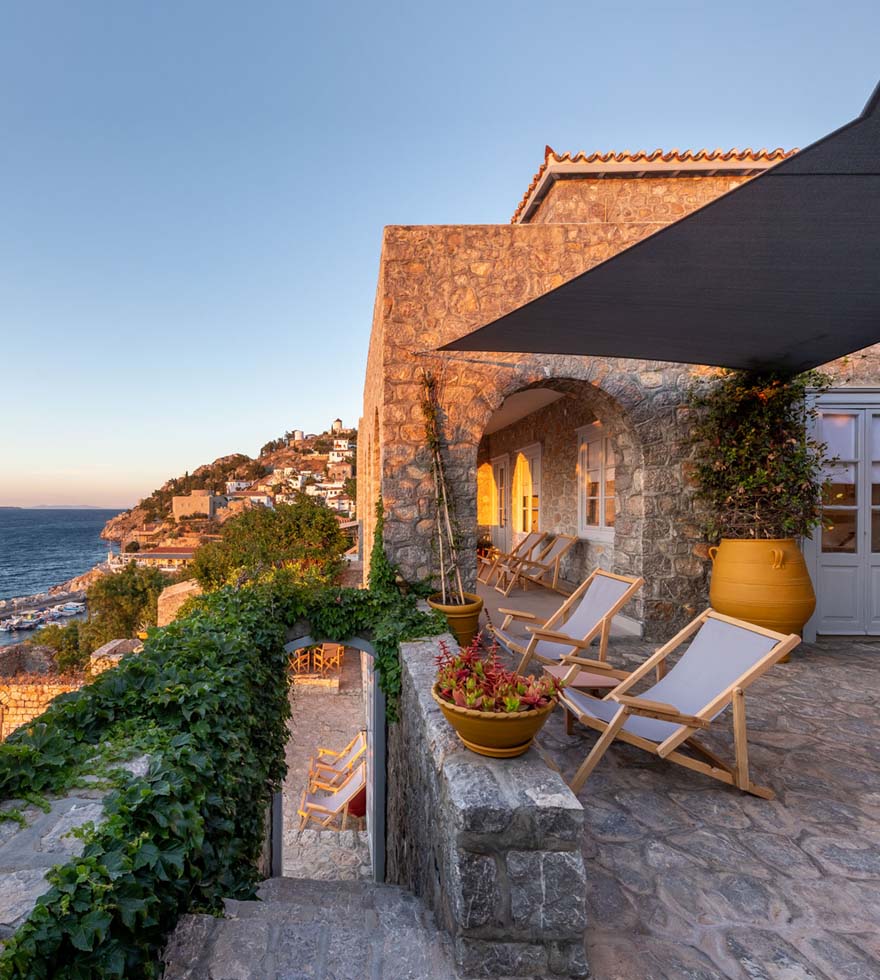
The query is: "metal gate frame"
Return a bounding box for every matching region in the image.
[279,635,386,882]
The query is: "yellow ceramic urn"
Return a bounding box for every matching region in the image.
[708,538,815,637]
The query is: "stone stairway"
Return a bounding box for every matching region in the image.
[162,876,458,980]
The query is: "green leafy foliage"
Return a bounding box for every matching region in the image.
[435,636,561,712]
[687,370,832,540]
[191,498,348,589]
[0,578,297,979]
[79,565,166,654]
[27,622,86,673]
[0,564,442,976]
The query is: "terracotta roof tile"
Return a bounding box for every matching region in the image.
[511,145,798,223]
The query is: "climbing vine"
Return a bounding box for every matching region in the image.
[0,565,441,977]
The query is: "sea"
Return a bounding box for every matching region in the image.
[0,507,122,603]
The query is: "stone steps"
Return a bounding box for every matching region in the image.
[162,876,458,980]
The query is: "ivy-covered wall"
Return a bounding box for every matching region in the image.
[0,570,441,979]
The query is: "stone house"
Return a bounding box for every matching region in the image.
[358,146,880,639]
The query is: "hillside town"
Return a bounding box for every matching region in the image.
[106,420,357,573]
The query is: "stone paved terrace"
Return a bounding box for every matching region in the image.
[523,633,880,980]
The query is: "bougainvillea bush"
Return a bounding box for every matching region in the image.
[434,635,562,713]
[687,370,832,540]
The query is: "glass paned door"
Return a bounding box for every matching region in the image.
[815,409,880,634]
[490,457,510,554]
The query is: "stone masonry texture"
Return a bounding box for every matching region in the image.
[386,635,588,977]
[358,166,880,637]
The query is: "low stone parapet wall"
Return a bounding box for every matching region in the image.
[0,678,82,740]
[386,636,587,978]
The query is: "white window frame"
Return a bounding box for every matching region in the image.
[577,423,615,543]
[512,443,542,535]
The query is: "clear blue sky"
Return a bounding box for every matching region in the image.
[1,1,877,507]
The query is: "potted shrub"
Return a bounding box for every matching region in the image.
[688,370,832,638]
[432,637,561,757]
[420,369,483,645]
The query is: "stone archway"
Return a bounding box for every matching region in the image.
[473,375,645,624]
[371,354,707,638]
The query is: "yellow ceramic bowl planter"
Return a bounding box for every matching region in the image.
[708,538,816,639]
[431,684,557,758]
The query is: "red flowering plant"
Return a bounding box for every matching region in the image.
[434,634,562,713]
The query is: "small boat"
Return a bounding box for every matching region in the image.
[14,613,45,631]
[57,602,86,616]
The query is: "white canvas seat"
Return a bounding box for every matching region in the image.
[559,609,801,798]
[309,730,366,787]
[298,762,366,830]
[490,569,643,684]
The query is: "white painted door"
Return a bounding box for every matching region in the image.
[490,456,511,554]
[815,408,880,634]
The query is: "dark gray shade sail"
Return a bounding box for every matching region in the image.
[441,83,880,373]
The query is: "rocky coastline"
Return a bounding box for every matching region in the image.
[0,563,109,620]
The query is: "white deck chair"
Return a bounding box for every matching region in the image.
[309,730,366,787]
[491,570,643,686]
[298,762,366,830]
[560,609,800,798]
[479,531,546,585]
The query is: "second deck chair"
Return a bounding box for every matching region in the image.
[559,609,800,798]
[496,534,578,596]
[478,531,546,585]
[492,569,643,683]
[309,730,366,787]
[298,762,366,830]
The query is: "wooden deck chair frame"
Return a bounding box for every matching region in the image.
[490,569,643,677]
[478,531,546,585]
[559,609,801,799]
[290,647,313,675]
[309,730,367,786]
[297,763,366,830]
[314,642,344,675]
[496,534,578,597]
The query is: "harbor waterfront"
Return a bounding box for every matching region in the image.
[0,508,121,647]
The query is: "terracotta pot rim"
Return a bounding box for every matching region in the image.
[426,592,484,612]
[431,683,557,721]
[714,537,798,544]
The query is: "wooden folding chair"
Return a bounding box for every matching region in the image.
[298,763,366,830]
[558,609,801,798]
[309,730,366,787]
[290,647,313,675]
[314,643,344,675]
[491,569,643,686]
[495,534,578,596]
[478,531,546,585]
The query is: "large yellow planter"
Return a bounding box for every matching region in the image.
[431,684,557,758]
[708,538,816,638]
[427,592,484,648]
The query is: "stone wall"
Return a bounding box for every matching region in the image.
[0,678,82,740]
[157,580,203,627]
[89,639,142,676]
[0,755,147,940]
[386,636,587,977]
[358,220,710,635]
[527,174,751,225]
